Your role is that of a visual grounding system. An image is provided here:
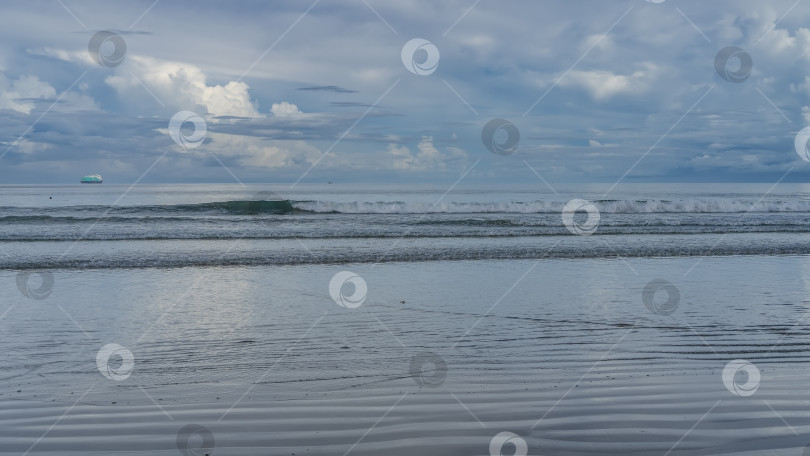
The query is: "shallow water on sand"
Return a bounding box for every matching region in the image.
[4,256,810,455]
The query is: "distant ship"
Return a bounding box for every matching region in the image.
[80,174,102,184]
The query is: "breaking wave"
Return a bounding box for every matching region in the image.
[293,198,810,214]
[6,197,810,218]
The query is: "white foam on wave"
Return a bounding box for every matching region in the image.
[293,198,810,214]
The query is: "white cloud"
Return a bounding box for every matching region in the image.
[0,74,56,114]
[793,77,810,100]
[106,55,260,118]
[388,137,467,171]
[271,101,303,118]
[388,143,411,166]
[757,26,810,61]
[416,136,442,162]
[30,48,95,66]
[558,63,659,100]
[12,138,51,155]
[204,132,321,168]
[588,139,602,147]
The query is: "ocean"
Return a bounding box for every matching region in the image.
[3,183,810,455]
[4,183,810,269]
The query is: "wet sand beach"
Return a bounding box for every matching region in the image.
[4,255,810,455]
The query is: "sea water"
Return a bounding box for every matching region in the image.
[3,183,810,455]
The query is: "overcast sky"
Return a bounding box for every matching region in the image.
[1,0,810,184]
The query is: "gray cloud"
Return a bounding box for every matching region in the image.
[330,101,373,107]
[297,85,358,94]
[0,0,809,184]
